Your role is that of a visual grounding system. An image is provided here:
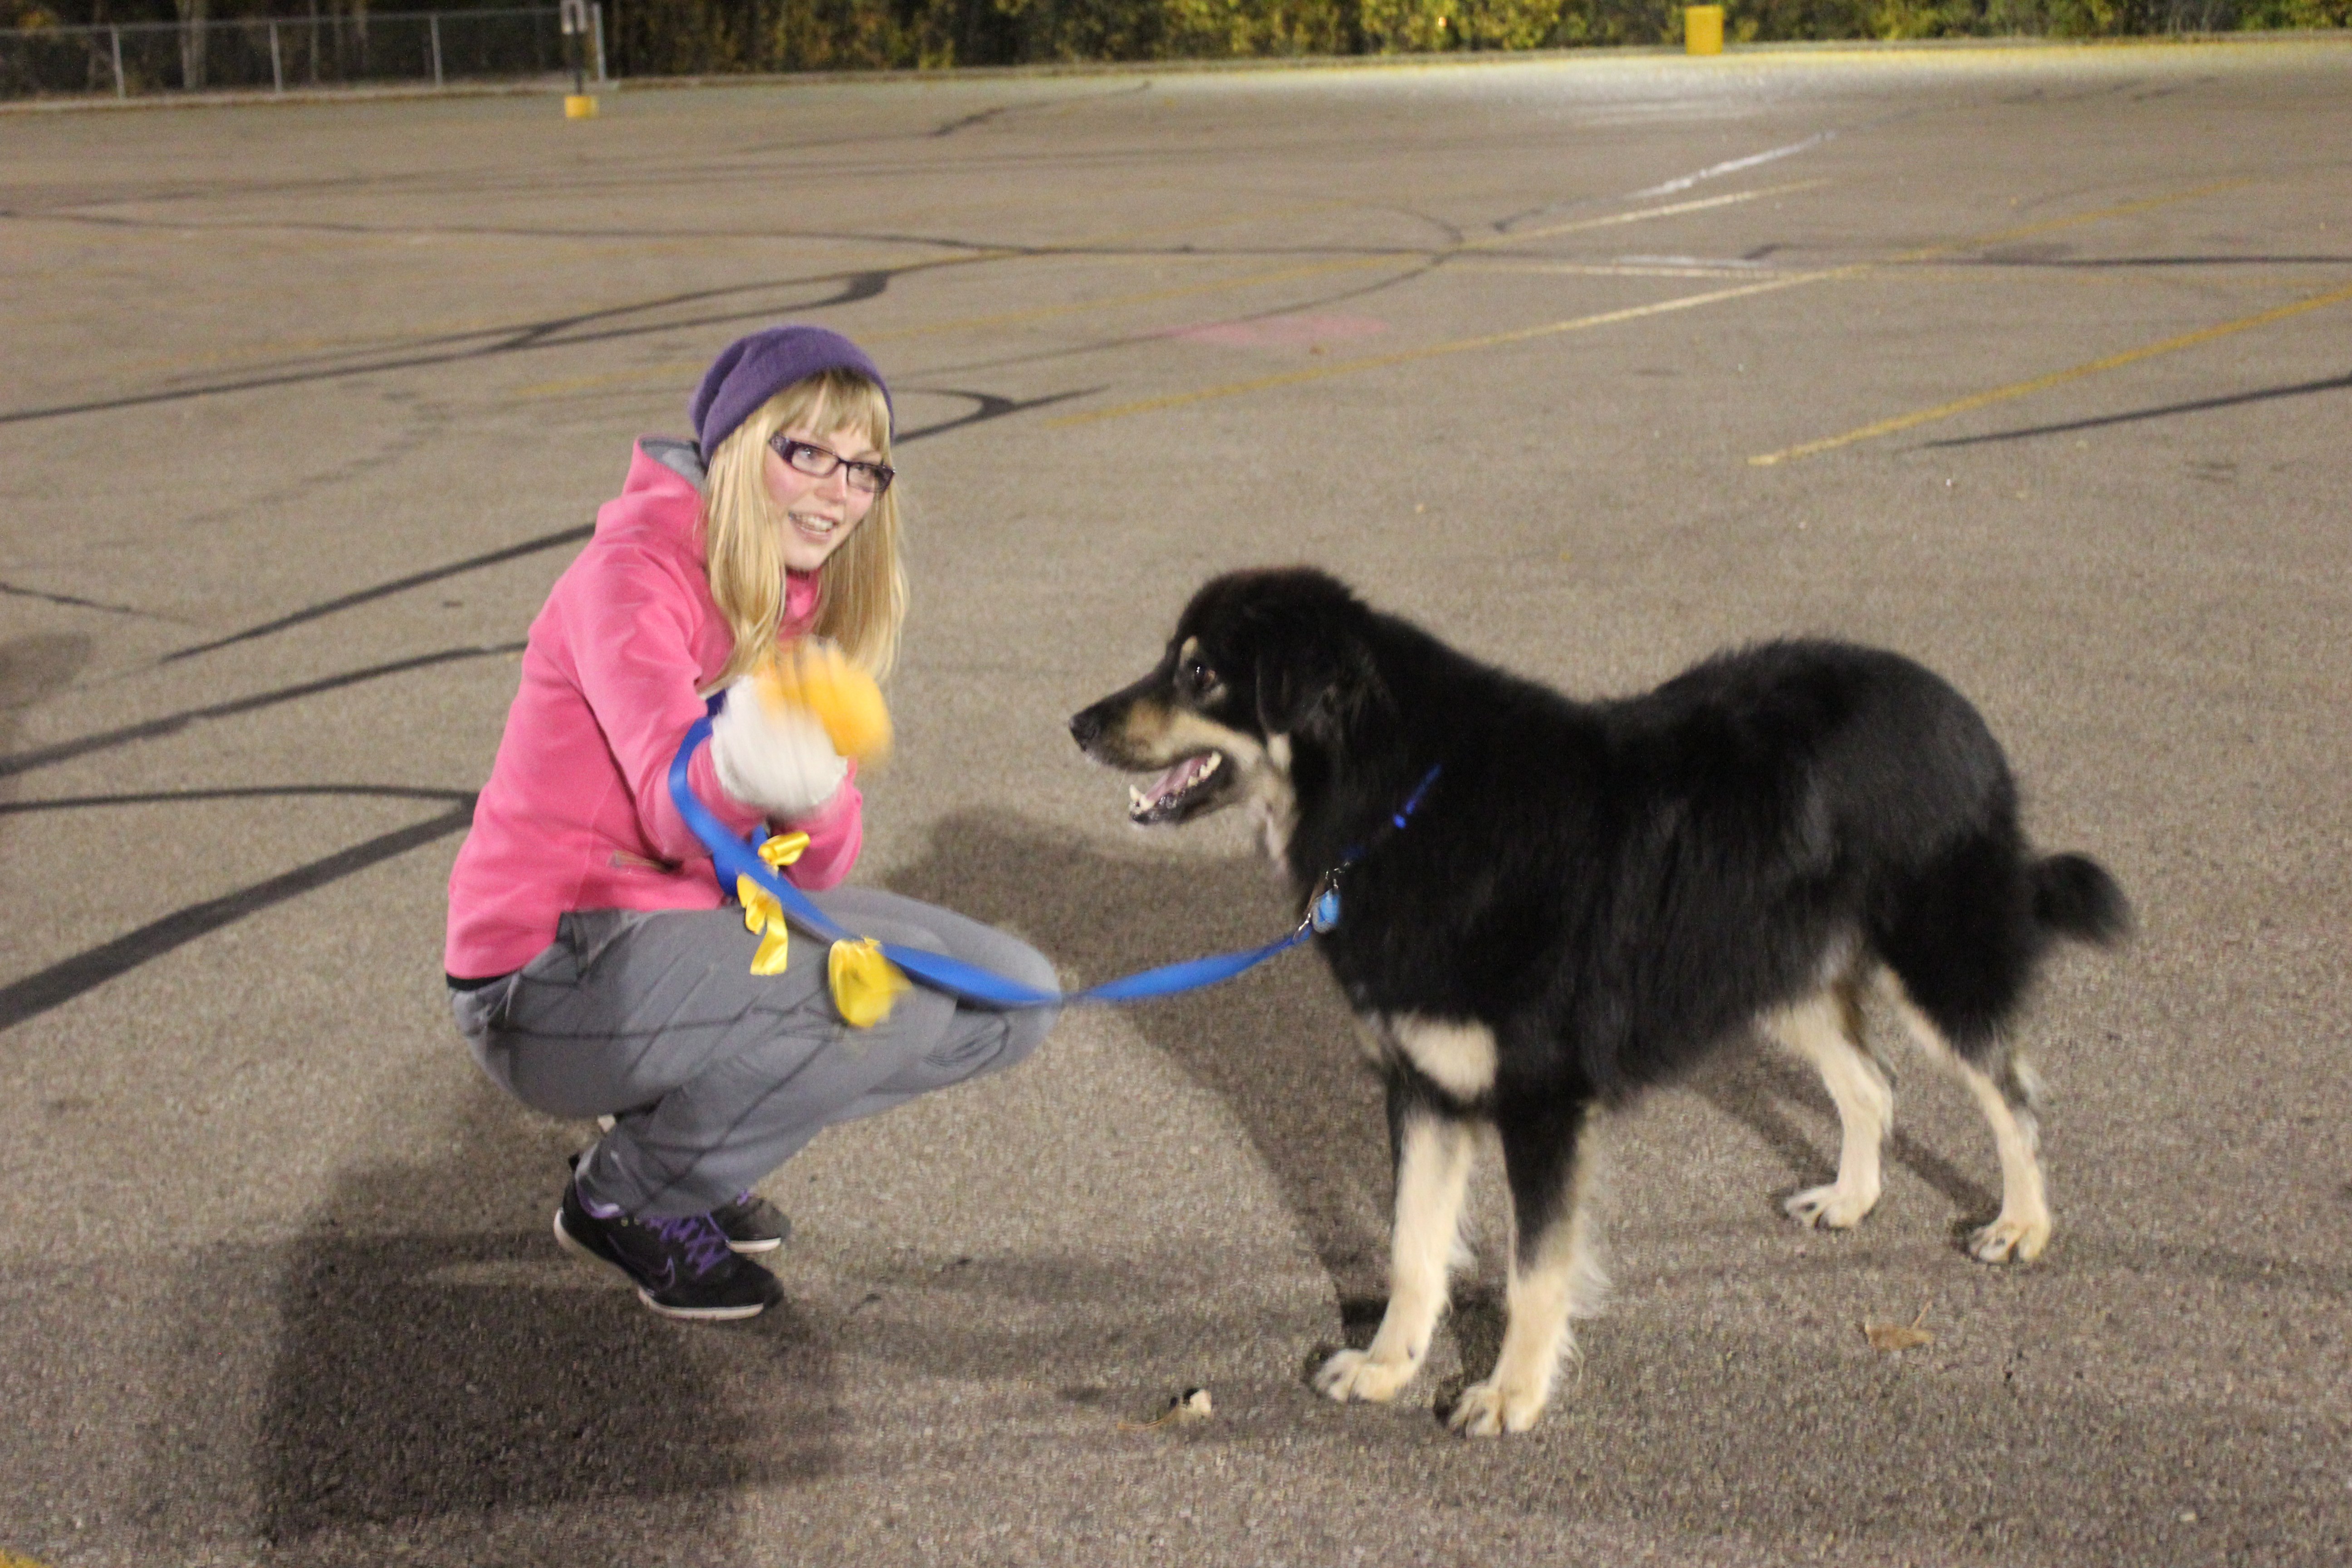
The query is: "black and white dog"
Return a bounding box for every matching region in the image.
[1070,568,2129,1436]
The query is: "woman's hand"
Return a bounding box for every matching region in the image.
[710,675,849,820]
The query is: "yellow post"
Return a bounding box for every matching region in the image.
[560,0,596,116]
[1685,4,1724,54]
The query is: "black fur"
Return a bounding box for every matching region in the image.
[1073,567,2131,1430]
[1081,568,2123,1087]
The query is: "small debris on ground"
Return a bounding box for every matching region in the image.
[1121,1387,1213,1430]
[1863,1304,1935,1352]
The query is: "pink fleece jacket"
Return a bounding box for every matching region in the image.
[444,440,862,980]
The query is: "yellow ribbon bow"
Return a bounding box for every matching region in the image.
[828,937,911,1028]
[737,831,809,976]
[736,832,908,1027]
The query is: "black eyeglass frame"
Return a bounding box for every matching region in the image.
[767,434,896,496]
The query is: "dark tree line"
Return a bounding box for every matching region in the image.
[591,0,2352,70]
[7,0,2344,78]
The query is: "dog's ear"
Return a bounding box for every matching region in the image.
[1252,640,1331,738]
[1251,619,1380,740]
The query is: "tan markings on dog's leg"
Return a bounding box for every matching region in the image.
[1314,1112,1474,1406]
[1879,973,2051,1263]
[1449,1129,1605,1437]
[1389,1015,1499,1102]
[1766,988,1892,1230]
[1951,1054,2049,1262]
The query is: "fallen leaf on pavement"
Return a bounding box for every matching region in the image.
[1864,1304,1935,1352]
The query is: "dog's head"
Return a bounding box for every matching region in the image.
[1069,568,1382,843]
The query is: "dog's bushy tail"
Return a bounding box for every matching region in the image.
[2033,853,2132,946]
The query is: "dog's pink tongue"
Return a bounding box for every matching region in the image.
[1140,756,1203,808]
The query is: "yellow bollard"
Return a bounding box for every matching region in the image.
[564,94,598,118]
[1684,4,1724,54]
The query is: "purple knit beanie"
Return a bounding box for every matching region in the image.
[689,325,893,461]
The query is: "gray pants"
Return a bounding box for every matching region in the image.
[452,890,1058,1216]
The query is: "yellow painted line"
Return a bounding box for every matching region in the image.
[879,185,1825,339]
[1039,178,2247,431]
[2,1551,56,1568]
[1893,179,2250,264]
[1497,181,1828,245]
[514,359,710,402]
[511,181,1828,402]
[1047,268,1858,428]
[1747,277,2352,466]
[879,184,1824,342]
[1449,261,1774,279]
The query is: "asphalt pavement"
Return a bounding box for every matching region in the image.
[2,37,2348,1567]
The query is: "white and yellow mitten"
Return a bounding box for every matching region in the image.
[710,674,848,820]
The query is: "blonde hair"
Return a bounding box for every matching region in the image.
[700,369,907,690]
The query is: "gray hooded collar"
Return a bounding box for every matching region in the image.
[642,437,707,490]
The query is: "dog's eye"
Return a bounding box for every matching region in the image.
[1182,658,1219,696]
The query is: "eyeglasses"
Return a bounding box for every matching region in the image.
[769,435,895,497]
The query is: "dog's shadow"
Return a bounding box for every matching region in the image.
[1691,1042,2004,1249]
[882,813,1393,1309]
[879,812,2029,1411]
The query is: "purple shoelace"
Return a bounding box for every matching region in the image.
[643,1213,735,1277]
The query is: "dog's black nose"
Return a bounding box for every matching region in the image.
[1068,707,1102,749]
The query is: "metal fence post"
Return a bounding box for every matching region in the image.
[110,24,124,98]
[429,13,442,87]
[270,22,284,93]
[591,3,606,83]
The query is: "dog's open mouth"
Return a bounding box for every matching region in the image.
[1127,750,1225,825]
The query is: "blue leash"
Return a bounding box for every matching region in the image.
[668,715,1396,1009]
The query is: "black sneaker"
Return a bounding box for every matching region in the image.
[711,1191,791,1255]
[554,1178,783,1322]
[566,1153,790,1257]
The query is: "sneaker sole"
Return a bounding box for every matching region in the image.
[725,1235,784,1256]
[553,1206,630,1279]
[554,1208,772,1322]
[632,1289,769,1322]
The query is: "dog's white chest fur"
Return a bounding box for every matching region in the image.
[1366,1014,1500,1100]
[1245,733,1298,870]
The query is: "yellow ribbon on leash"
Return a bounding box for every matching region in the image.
[828,937,911,1028]
[739,829,908,1026]
[738,832,810,975]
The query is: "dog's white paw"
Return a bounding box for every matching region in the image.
[1968,1211,2050,1264]
[1445,1377,1544,1437]
[1313,1348,1417,1405]
[1784,1180,1879,1230]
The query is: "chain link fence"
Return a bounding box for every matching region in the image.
[2,4,603,100]
[6,0,2337,98]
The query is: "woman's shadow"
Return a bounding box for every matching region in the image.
[152,1075,839,1565]
[142,811,1382,1564]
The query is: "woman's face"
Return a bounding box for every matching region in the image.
[762,418,885,574]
